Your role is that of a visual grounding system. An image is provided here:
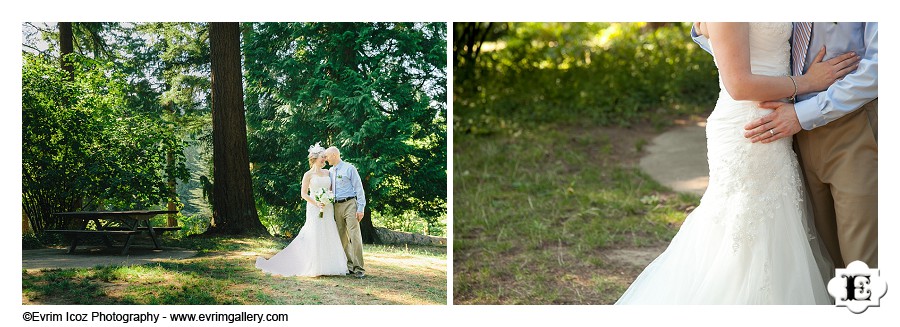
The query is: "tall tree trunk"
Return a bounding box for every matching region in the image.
[454,22,492,75]
[359,175,379,244]
[166,102,178,227]
[58,22,74,80]
[166,154,177,226]
[58,22,80,214]
[206,22,268,236]
[22,211,31,234]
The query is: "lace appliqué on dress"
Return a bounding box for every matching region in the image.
[703,22,803,252]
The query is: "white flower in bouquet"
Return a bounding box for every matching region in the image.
[312,188,335,218]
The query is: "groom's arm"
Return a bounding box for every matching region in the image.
[350,165,366,214]
[794,22,878,130]
[745,23,878,143]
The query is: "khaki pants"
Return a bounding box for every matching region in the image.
[335,199,365,273]
[796,99,878,268]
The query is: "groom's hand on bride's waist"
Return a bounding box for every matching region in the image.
[744,102,802,144]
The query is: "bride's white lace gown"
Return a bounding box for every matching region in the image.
[616,23,832,304]
[255,175,348,277]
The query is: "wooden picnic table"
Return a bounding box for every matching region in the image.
[46,210,180,255]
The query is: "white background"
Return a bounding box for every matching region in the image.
[3,1,896,326]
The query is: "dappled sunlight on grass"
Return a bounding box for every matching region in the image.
[23,239,446,305]
[245,247,445,305]
[366,288,430,305]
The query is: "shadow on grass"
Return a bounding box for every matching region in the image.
[23,237,446,305]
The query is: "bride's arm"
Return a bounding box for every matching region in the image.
[707,22,859,101]
[300,171,322,207]
[328,171,334,192]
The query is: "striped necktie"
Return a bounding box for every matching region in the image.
[791,22,813,75]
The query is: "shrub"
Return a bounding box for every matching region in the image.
[455,22,718,132]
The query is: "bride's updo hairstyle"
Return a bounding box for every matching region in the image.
[307,142,326,168]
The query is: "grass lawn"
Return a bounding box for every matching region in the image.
[453,122,700,304]
[22,236,446,305]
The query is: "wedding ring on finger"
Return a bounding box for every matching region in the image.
[769,129,775,136]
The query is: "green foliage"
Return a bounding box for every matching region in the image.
[22,22,446,238]
[371,209,446,237]
[455,22,718,133]
[242,23,447,230]
[22,233,44,250]
[148,214,209,238]
[27,22,117,59]
[112,23,213,220]
[22,53,188,233]
[255,200,305,238]
[123,22,211,114]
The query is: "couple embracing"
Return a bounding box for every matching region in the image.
[617,23,877,304]
[256,143,367,278]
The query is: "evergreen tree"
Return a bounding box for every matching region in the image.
[243,22,447,241]
[112,22,212,225]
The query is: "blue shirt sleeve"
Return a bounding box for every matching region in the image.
[794,23,878,130]
[691,24,713,55]
[349,165,366,213]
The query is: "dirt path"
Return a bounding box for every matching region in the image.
[22,246,198,271]
[603,245,668,268]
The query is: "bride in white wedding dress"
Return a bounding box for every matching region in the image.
[255,143,349,277]
[616,23,859,304]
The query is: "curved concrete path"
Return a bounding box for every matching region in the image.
[603,123,709,271]
[639,123,709,196]
[22,246,197,271]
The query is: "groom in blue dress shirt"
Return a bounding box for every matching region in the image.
[692,22,878,268]
[325,146,367,278]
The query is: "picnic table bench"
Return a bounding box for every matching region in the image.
[46,210,180,255]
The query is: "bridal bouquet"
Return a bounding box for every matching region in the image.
[312,188,335,218]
